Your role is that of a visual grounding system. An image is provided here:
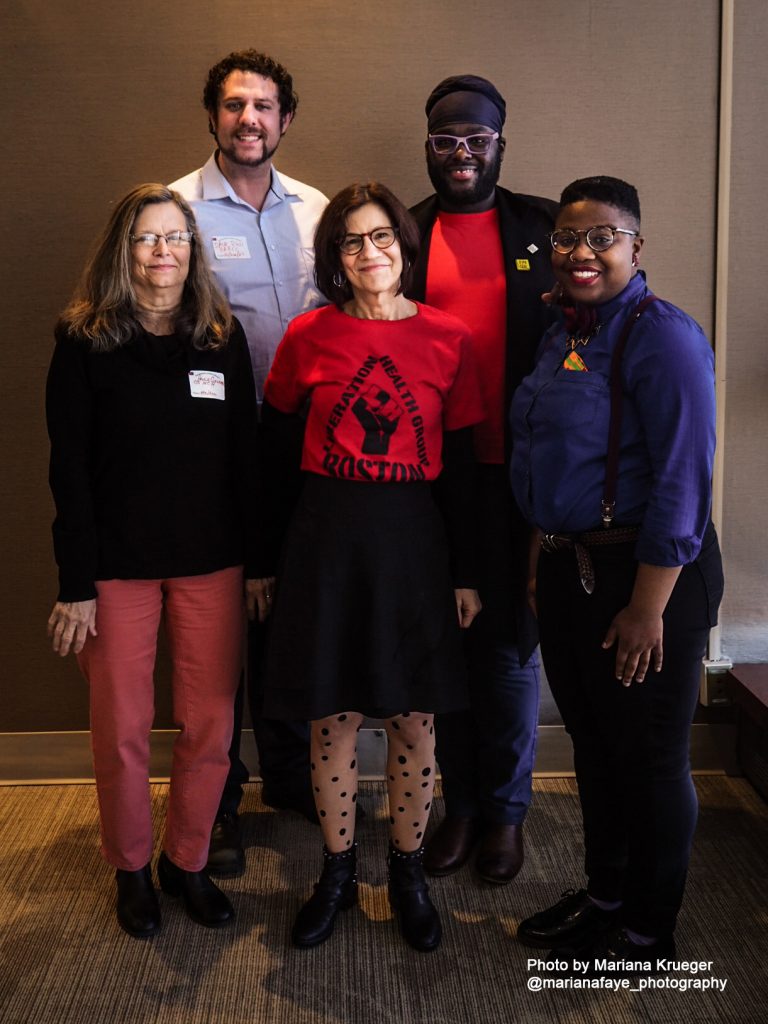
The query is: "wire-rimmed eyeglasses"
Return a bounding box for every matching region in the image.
[338,226,398,256]
[130,231,194,248]
[549,225,638,254]
[427,132,499,156]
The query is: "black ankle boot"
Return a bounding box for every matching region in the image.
[157,851,234,928]
[388,843,442,952]
[115,864,161,938]
[291,843,358,948]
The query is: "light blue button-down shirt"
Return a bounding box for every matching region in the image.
[171,154,328,399]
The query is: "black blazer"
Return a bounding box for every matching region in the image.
[408,187,558,662]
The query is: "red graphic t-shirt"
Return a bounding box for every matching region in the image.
[265,303,483,483]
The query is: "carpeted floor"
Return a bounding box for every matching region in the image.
[0,777,766,1024]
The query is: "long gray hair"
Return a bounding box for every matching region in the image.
[58,183,233,351]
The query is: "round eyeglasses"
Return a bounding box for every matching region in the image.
[427,132,499,156]
[338,226,398,256]
[130,231,194,248]
[549,225,638,254]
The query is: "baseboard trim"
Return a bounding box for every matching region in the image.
[0,723,738,785]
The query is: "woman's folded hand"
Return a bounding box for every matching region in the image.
[47,599,97,657]
[246,577,276,622]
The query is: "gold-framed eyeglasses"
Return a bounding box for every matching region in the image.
[549,225,638,254]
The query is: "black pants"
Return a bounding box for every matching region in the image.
[217,618,311,817]
[536,524,723,937]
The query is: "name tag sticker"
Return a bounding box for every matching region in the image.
[516,259,531,271]
[189,370,225,400]
[212,236,250,260]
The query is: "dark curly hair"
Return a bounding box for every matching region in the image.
[202,50,298,120]
[559,176,641,228]
[314,182,421,308]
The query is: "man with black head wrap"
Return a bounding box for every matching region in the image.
[408,75,557,884]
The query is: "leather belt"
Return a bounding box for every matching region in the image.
[540,527,639,595]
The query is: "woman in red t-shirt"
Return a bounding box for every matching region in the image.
[254,182,483,953]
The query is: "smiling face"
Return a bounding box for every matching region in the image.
[129,201,191,305]
[210,70,292,171]
[553,199,644,306]
[340,203,403,301]
[426,121,504,212]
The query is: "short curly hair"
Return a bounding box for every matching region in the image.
[559,176,641,228]
[202,50,298,120]
[313,182,421,308]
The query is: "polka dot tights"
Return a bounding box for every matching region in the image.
[384,712,435,852]
[310,711,436,855]
[310,712,364,853]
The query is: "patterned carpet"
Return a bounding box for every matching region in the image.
[0,777,766,1024]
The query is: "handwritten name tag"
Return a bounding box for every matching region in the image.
[212,236,250,260]
[189,370,225,400]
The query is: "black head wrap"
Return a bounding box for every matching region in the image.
[425,75,506,134]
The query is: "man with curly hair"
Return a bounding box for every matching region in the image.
[171,50,328,876]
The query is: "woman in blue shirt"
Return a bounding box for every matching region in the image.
[511,176,723,970]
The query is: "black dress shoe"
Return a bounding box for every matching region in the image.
[423,816,480,877]
[115,865,160,938]
[562,926,677,976]
[292,844,357,948]
[475,823,524,884]
[388,845,442,953]
[517,889,619,949]
[206,813,245,877]
[158,852,234,928]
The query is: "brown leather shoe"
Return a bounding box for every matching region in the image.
[423,816,481,877]
[475,823,524,884]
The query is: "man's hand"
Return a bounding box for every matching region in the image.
[455,588,482,628]
[47,600,97,657]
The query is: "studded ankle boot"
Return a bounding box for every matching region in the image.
[388,843,442,952]
[291,843,358,948]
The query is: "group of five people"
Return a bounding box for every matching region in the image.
[45,50,722,969]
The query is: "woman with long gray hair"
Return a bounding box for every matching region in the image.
[46,183,258,938]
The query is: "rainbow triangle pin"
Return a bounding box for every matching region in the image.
[563,351,589,372]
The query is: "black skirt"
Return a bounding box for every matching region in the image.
[262,474,469,720]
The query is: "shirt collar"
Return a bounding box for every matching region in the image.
[199,152,299,209]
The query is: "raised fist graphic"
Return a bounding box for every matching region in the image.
[351,386,403,454]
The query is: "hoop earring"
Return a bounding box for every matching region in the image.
[333,271,346,289]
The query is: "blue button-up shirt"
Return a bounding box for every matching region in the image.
[171,154,328,399]
[510,273,716,567]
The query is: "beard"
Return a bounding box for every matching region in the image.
[427,149,502,208]
[214,130,280,169]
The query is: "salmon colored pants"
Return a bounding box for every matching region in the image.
[77,567,244,872]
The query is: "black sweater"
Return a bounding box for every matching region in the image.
[46,319,258,602]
